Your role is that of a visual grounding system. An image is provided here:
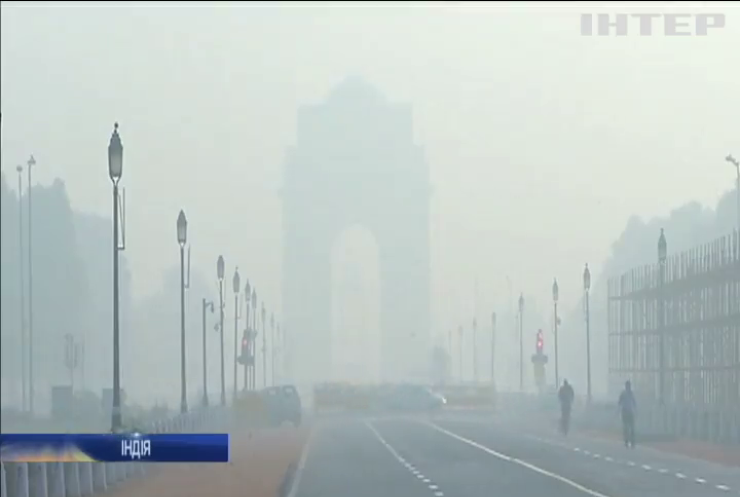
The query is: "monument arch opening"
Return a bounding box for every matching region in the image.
[281,76,431,384]
[330,225,381,384]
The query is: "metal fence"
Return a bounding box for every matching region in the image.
[607,231,740,416]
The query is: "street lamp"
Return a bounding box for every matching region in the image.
[277,323,282,382]
[244,280,251,391]
[251,287,257,389]
[491,312,497,384]
[726,154,739,231]
[217,255,226,406]
[552,278,560,388]
[176,210,189,413]
[472,318,478,383]
[270,312,275,385]
[457,325,463,382]
[518,293,524,392]
[25,155,38,414]
[658,228,667,405]
[108,123,123,432]
[261,302,267,388]
[15,164,28,412]
[202,298,214,407]
[583,263,592,404]
[232,268,241,400]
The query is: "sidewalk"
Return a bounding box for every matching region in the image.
[108,426,309,497]
[584,430,740,468]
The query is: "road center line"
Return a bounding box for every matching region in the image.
[423,421,615,497]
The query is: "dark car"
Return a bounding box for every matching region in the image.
[263,385,302,427]
[383,384,447,413]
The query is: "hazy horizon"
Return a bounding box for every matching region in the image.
[2,2,738,405]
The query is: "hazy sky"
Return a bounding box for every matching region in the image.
[2,1,738,336]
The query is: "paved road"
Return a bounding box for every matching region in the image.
[290,412,740,497]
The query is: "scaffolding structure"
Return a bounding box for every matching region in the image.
[607,231,740,412]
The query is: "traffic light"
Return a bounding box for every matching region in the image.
[536,329,544,354]
[238,337,249,365]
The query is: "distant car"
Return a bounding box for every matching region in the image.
[263,385,302,426]
[384,384,447,413]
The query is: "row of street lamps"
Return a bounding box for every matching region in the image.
[449,152,736,397]
[107,124,282,432]
[448,259,605,404]
[451,228,671,405]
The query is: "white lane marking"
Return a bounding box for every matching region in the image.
[285,427,315,497]
[455,418,737,493]
[425,421,614,497]
[366,421,446,497]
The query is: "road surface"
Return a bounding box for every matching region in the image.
[290,411,740,497]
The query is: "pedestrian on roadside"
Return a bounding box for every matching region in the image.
[618,380,637,448]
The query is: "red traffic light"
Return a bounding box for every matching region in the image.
[242,338,248,349]
[536,330,544,353]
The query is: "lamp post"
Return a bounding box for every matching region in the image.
[261,302,267,388]
[457,325,463,382]
[491,312,497,384]
[518,293,524,392]
[232,268,241,400]
[727,154,739,231]
[583,263,592,404]
[27,154,36,415]
[244,280,251,391]
[277,323,282,382]
[552,278,560,388]
[202,298,214,407]
[448,329,453,379]
[16,164,27,412]
[270,312,275,386]
[472,318,478,383]
[217,255,226,406]
[251,288,257,389]
[658,228,667,405]
[177,210,189,414]
[108,123,123,432]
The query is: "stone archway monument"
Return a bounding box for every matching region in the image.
[281,77,431,384]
